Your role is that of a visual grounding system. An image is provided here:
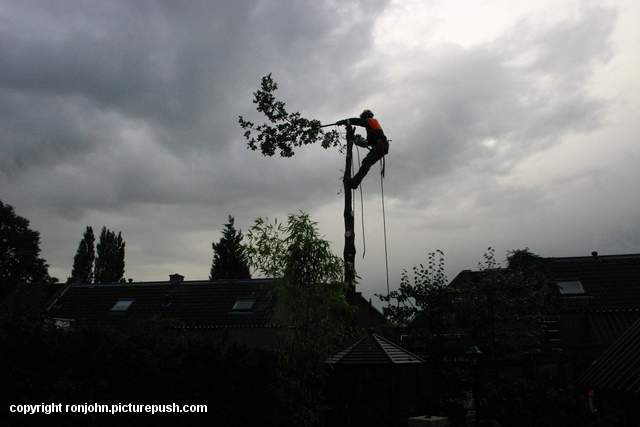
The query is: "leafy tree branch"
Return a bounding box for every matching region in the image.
[238,74,341,157]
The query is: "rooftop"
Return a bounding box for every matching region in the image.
[47,278,277,328]
[326,333,424,365]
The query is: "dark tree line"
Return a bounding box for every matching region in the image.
[379,248,557,358]
[69,226,95,283]
[0,201,54,297]
[69,226,125,284]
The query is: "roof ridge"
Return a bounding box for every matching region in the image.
[373,333,425,362]
[371,333,394,363]
[68,278,275,288]
[334,335,368,363]
[549,253,640,261]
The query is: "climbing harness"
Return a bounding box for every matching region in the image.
[337,124,391,299]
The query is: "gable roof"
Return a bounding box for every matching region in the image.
[578,318,640,394]
[351,291,388,329]
[47,278,277,328]
[546,253,640,312]
[326,333,424,365]
[449,253,640,313]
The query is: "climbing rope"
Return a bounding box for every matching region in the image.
[338,126,389,297]
[380,158,390,299]
[355,146,366,258]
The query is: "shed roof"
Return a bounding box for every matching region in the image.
[578,318,640,394]
[326,333,424,365]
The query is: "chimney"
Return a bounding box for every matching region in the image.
[169,273,184,284]
[591,251,598,258]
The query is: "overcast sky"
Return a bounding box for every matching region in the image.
[2,0,639,302]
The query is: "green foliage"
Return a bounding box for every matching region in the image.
[246,213,353,426]
[94,227,125,284]
[380,247,556,358]
[238,74,341,157]
[246,213,350,355]
[377,250,456,331]
[459,247,556,358]
[245,217,288,278]
[278,213,348,356]
[69,226,95,284]
[209,216,251,280]
[0,200,52,297]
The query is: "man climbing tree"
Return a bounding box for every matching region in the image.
[336,109,389,189]
[238,73,385,294]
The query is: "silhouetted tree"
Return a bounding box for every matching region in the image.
[459,247,555,358]
[380,247,556,358]
[246,213,354,426]
[69,226,95,284]
[247,213,350,351]
[94,227,125,284]
[0,201,52,297]
[377,250,456,330]
[238,74,341,157]
[209,216,251,280]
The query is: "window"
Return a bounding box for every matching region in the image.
[111,299,134,312]
[232,299,255,312]
[556,280,585,295]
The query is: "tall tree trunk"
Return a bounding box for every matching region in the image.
[343,125,356,299]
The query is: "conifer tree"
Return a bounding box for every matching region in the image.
[210,216,251,280]
[94,227,125,284]
[69,226,95,284]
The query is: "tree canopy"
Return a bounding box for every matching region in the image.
[462,247,556,358]
[0,201,53,297]
[246,213,354,426]
[69,226,95,284]
[238,74,341,157]
[210,216,251,280]
[377,250,456,332]
[246,213,351,353]
[94,227,125,284]
[380,247,556,358]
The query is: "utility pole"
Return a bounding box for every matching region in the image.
[343,125,356,299]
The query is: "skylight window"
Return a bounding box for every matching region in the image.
[232,299,255,312]
[111,299,134,312]
[556,280,585,295]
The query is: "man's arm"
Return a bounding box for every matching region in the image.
[336,117,368,127]
[353,135,369,148]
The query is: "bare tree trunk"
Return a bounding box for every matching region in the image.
[343,125,356,299]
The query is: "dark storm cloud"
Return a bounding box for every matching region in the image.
[0,0,628,285]
[1,0,388,216]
